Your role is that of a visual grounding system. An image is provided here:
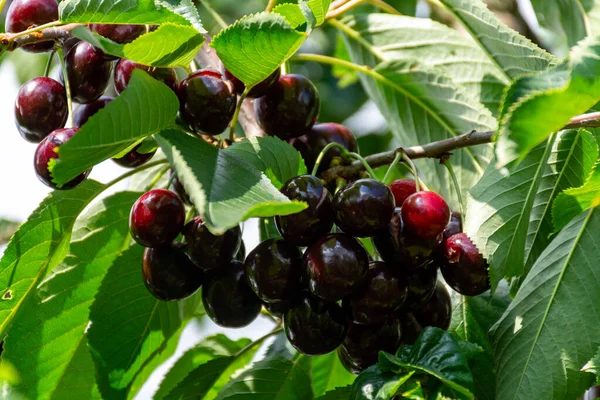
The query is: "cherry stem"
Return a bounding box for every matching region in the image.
[230,87,250,141]
[144,165,170,192]
[44,50,55,78]
[400,150,420,191]
[56,47,73,128]
[165,173,176,190]
[382,152,402,184]
[444,160,465,216]
[104,159,169,190]
[326,0,401,19]
[185,206,196,223]
[311,142,351,176]
[348,151,378,180]
[260,308,279,323]
[235,326,283,358]
[198,0,228,29]
[0,0,7,14]
[266,0,278,12]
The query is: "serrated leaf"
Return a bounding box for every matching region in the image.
[553,161,600,230]
[72,23,205,68]
[491,208,600,400]
[312,352,356,397]
[156,129,307,234]
[87,245,181,399]
[274,0,332,29]
[316,385,353,400]
[211,13,307,87]
[2,191,140,400]
[350,365,408,400]
[50,70,178,185]
[0,180,104,337]
[582,347,600,377]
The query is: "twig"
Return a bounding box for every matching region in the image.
[1,23,81,52]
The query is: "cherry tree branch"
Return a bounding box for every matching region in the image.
[0,23,81,51]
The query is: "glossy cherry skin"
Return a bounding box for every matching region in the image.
[89,24,145,44]
[338,319,402,374]
[333,179,395,237]
[401,264,438,310]
[114,59,178,94]
[142,243,203,301]
[254,74,320,139]
[6,0,58,53]
[389,179,417,207]
[289,123,358,174]
[414,281,452,331]
[182,217,242,272]
[65,41,112,104]
[34,128,91,189]
[112,144,156,168]
[442,211,463,241]
[283,291,348,355]
[178,70,237,135]
[73,96,113,127]
[129,189,185,248]
[401,191,450,240]
[581,386,600,400]
[304,233,369,301]
[275,175,333,246]
[343,262,408,325]
[202,260,262,328]
[441,233,490,296]
[15,77,67,143]
[169,170,192,206]
[222,67,281,98]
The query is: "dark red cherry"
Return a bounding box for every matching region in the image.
[275,175,333,246]
[413,281,452,331]
[333,179,395,238]
[399,313,423,345]
[34,128,91,189]
[142,243,203,301]
[89,24,145,44]
[112,143,156,168]
[441,233,490,296]
[114,59,178,94]
[581,386,600,400]
[222,67,281,98]
[283,291,348,355]
[442,211,463,241]
[182,217,242,272]
[202,260,262,328]
[264,300,290,318]
[178,69,237,135]
[65,41,112,104]
[6,0,58,53]
[15,77,67,143]
[338,319,402,374]
[401,192,450,240]
[401,264,438,310]
[73,96,113,127]
[254,74,320,139]
[169,170,192,206]
[304,233,369,301]
[343,262,407,325]
[129,189,185,248]
[389,179,417,207]
[245,239,303,303]
[289,123,358,174]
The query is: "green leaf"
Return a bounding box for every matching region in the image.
[529,0,590,52]
[0,180,104,337]
[312,352,356,397]
[50,70,178,185]
[226,136,307,189]
[211,12,307,87]
[553,160,600,230]
[350,365,408,400]
[316,386,353,400]
[2,191,140,400]
[582,347,600,377]
[72,23,205,68]
[491,207,600,400]
[156,129,307,234]
[58,0,205,33]
[274,0,332,29]
[87,245,181,399]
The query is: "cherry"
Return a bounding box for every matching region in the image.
[34,128,91,189]
[182,217,242,272]
[401,191,450,240]
[442,211,463,241]
[441,233,490,296]
[142,243,203,301]
[581,386,600,400]
[112,144,156,168]
[275,175,333,246]
[389,179,417,207]
[413,281,452,331]
[333,179,395,237]
[15,77,67,143]
[5,0,58,53]
[178,70,237,135]
[254,74,320,139]
[114,59,178,94]
[343,262,407,325]
[222,67,281,98]
[169,170,192,206]
[202,260,262,328]
[338,319,402,374]
[289,123,358,174]
[283,291,348,355]
[401,264,438,310]
[65,41,112,104]
[89,24,145,44]
[399,313,423,345]
[304,233,369,301]
[245,239,303,303]
[73,96,113,127]
[264,300,290,318]
[129,189,185,248]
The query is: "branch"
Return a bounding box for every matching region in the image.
[0,23,80,51]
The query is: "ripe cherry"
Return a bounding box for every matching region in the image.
[275,175,333,246]
[254,74,320,139]
[169,170,192,206]
[15,77,67,143]
[65,41,112,104]
[89,24,145,44]
[304,233,369,301]
[202,260,262,328]
[283,291,348,355]
[73,96,113,127]
[389,179,417,207]
[401,264,438,310]
[129,189,185,248]
[222,67,281,98]
[441,233,490,296]
[112,144,156,168]
[178,70,237,135]
[245,239,303,303]
[401,191,450,240]
[333,179,395,237]
[264,300,290,318]
[413,281,452,331]
[343,262,407,325]
[182,217,242,272]
[114,59,178,94]
[442,211,463,241]
[6,0,58,53]
[34,128,91,189]
[142,243,203,301]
